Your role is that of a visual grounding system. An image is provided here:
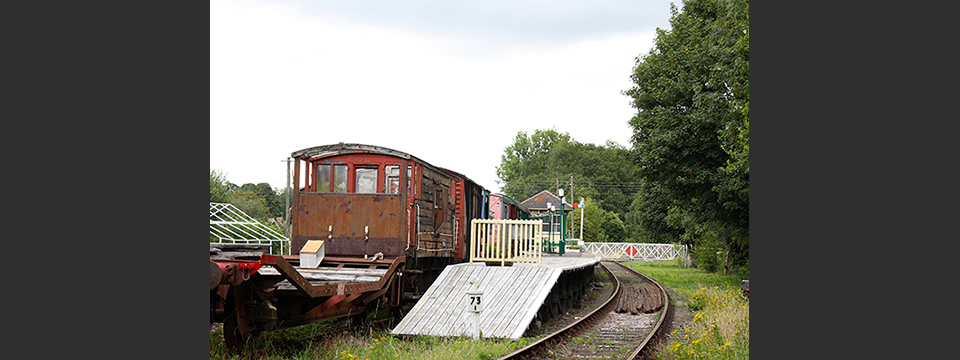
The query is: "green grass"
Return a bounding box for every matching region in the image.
[211,326,529,360]
[618,260,742,299]
[619,260,749,360]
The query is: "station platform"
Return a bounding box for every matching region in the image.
[390,250,600,339]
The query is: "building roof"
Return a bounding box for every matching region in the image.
[520,190,573,211]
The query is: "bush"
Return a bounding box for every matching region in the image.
[692,242,722,273]
[735,259,748,280]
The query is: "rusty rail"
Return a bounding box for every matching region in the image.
[497,261,671,360]
[617,261,672,360]
[496,261,622,359]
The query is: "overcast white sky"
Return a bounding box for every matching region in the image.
[211,0,677,193]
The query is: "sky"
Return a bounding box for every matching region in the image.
[211,0,677,193]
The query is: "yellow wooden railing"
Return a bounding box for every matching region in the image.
[469,219,543,267]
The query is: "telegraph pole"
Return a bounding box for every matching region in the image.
[579,197,585,241]
[282,158,292,248]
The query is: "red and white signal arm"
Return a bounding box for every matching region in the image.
[626,245,638,257]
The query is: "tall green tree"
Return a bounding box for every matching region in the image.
[238,182,283,218]
[228,189,271,220]
[497,128,573,199]
[624,0,748,274]
[210,169,231,203]
[496,128,641,222]
[625,181,684,243]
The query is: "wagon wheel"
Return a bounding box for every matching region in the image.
[348,310,368,326]
[222,287,250,350]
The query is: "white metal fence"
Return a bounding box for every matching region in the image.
[469,219,543,266]
[580,242,687,261]
[210,202,290,255]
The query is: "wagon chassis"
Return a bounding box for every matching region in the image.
[211,253,405,348]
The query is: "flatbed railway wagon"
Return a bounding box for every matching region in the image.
[210,143,490,347]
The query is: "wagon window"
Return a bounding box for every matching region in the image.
[333,165,347,193]
[407,166,412,194]
[385,166,400,194]
[316,165,331,192]
[356,168,377,193]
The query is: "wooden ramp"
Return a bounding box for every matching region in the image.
[391,253,599,339]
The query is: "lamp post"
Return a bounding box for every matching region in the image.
[551,204,557,253]
[546,202,553,253]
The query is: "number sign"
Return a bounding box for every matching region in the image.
[466,291,483,313]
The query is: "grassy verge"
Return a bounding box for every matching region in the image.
[210,322,530,360]
[620,260,749,360]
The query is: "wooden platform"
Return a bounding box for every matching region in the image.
[391,251,600,339]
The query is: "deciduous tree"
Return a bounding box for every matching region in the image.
[624,0,748,273]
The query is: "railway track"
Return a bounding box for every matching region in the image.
[499,261,671,360]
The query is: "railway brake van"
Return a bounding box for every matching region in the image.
[290,143,472,298]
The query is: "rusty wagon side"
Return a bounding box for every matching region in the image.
[211,143,495,348]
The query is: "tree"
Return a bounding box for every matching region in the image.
[497,128,573,199]
[625,181,684,243]
[210,170,285,222]
[571,197,603,242]
[600,211,628,242]
[238,182,283,218]
[569,197,628,243]
[210,169,230,203]
[227,190,270,221]
[496,128,642,227]
[623,0,749,274]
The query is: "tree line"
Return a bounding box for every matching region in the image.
[498,0,748,276]
[210,169,288,223]
[496,128,635,244]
